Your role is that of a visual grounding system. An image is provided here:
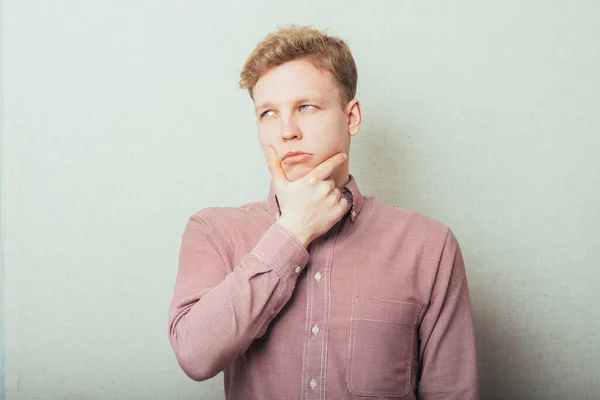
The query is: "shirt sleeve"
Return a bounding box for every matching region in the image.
[168,213,310,381]
[417,228,480,400]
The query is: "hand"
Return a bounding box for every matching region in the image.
[267,146,349,247]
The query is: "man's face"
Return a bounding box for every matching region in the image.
[253,59,356,183]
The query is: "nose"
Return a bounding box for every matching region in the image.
[280,115,302,141]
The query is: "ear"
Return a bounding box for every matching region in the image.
[345,99,362,137]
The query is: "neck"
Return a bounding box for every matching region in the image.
[333,169,350,189]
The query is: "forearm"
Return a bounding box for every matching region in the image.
[168,220,309,381]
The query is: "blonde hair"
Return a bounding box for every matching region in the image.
[239,25,358,105]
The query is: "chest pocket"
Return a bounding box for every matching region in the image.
[347,297,422,398]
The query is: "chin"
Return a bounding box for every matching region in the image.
[283,165,314,182]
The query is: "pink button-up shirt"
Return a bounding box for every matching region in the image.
[168,175,479,399]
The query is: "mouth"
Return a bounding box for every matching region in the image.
[282,152,312,165]
[283,151,310,160]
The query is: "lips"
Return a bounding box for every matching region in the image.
[283,151,310,160]
[281,151,312,165]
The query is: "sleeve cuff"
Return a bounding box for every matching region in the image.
[250,223,310,284]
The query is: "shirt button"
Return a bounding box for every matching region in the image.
[294,266,301,273]
[312,325,319,335]
[314,272,321,281]
[351,211,356,217]
[309,378,317,389]
[275,212,280,220]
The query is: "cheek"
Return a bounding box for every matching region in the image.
[306,116,348,150]
[307,111,346,134]
[257,124,276,151]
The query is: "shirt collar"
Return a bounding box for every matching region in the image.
[266,174,365,223]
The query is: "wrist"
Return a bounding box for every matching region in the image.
[276,217,312,248]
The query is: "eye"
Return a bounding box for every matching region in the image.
[261,110,275,118]
[299,105,315,111]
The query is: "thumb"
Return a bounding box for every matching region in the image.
[267,146,288,187]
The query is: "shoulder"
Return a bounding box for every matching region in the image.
[364,196,459,254]
[368,197,451,235]
[188,200,269,233]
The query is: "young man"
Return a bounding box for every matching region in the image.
[168,26,479,399]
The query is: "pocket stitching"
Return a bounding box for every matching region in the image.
[346,297,420,397]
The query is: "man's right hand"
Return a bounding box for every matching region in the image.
[267,146,349,248]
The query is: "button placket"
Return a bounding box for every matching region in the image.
[301,225,339,399]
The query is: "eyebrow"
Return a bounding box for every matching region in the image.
[297,96,326,106]
[254,102,275,114]
[254,96,326,114]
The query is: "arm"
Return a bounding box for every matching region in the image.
[168,212,309,381]
[417,229,480,399]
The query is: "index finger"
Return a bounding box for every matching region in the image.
[305,152,348,182]
[266,146,289,186]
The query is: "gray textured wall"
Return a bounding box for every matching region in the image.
[2,1,599,399]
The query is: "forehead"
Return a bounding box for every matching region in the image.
[253,59,339,107]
